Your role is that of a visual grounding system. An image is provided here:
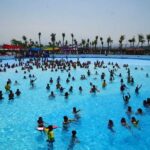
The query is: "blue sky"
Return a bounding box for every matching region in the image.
[0,0,150,46]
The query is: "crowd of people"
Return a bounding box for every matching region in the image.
[0,57,149,148]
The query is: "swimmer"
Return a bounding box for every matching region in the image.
[102,80,107,88]
[147,98,150,106]
[9,90,14,100]
[37,117,44,128]
[15,89,21,96]
[67,130,80,150]
[5,83,10,91]
[49,78,53,84]
[90,85,100,93]
[146,73,149,77]
[0,91,4,100]
[23,76,27,79]
[131,117,139,127]
[120,84,127,92]
[72,107,80,114]
[79,86,83,93]
[72,107,81,119]
[108,120,115,132]
[69,86,73,93]
[45,125,55,143]
[46,84,50,90]
[56,82,61,89]
[59,87,64,93]
[120,118,130,129]
[30,78,37,87]
[143,100,148,107]
[135,84,142,94]
[14,80,19,85]
[66,78,70,83]
[64,92,69,99]
[126,106,133,115]
[49,91,55,98]
[136,108,143,115]
[63,116,75,125]
[130,77,134,85]
[123,93,131,104]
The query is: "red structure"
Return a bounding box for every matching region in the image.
[2,44,23,50]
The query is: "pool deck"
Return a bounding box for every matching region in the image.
[0,54,150,60]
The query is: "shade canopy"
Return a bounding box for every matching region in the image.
[29,47,42,51]
[43,47,60,51]
[2,44,22,50]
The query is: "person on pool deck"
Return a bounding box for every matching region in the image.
[123,93,131,104]
[135,84,142,94]
[9,90,14,100]
[15,89,21,96]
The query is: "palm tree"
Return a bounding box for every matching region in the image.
[65,40,68,46]
[146,34,150,46]
[50,33,56,51]
[95,36,98,52]
[22,35,27,47]
[71,33,74,49]
[119,35,125,54]
[129,37,135,47]
[74,39,78,55]
[62,33,65,46]
[128,39,132,47]
[100,37,103,54]
[132,37,136,47]
[138,34,145,47]
[107,37,113,55]
[38,32,41,47]
[86,38,90,53]
[81,39,86,54]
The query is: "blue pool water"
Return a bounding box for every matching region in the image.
[0,58,150,150]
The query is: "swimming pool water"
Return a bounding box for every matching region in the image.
[0,58,150,150]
